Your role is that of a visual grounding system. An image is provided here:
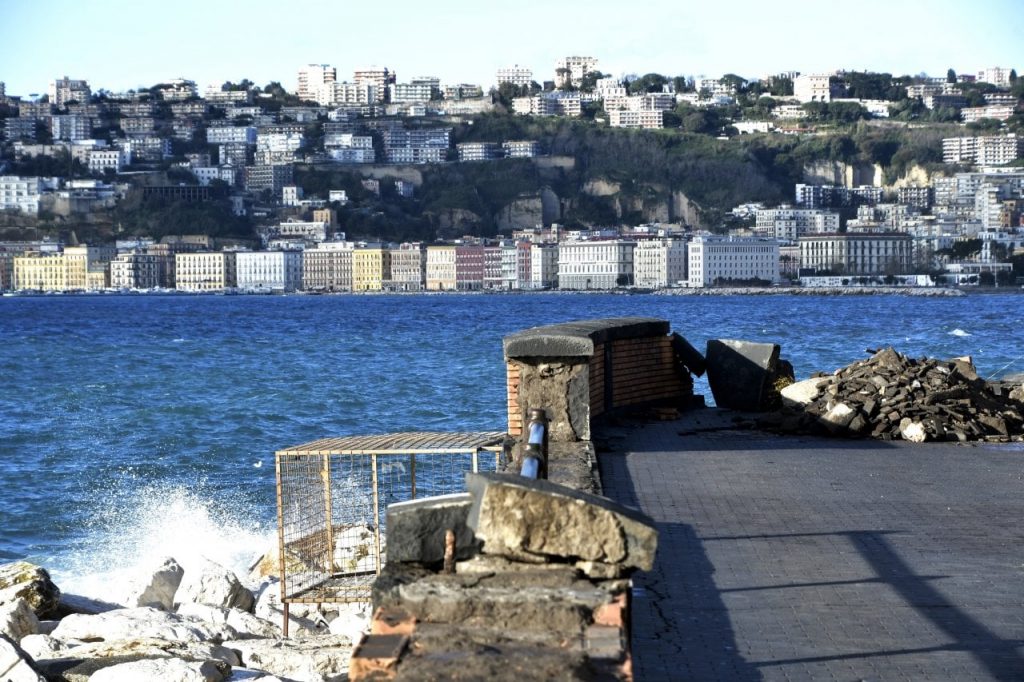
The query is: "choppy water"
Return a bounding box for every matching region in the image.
[1,292,1021,593]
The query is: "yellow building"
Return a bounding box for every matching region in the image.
[12,245,113,291]
[352,246,391,292]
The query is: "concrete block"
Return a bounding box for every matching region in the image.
[370,607,416,636]
[705,339,780,411]
[671,332,706,377]
[465,472,657,575]
[781,377,830,408]
[348,634,408,681]
[385,493,477,565]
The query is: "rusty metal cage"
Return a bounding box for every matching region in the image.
[274,431,507,620]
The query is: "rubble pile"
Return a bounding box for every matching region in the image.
[768,348,1024,443]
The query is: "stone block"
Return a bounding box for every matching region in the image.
[705,339,780,411]
[385,493,476,565]
[0,562,61,619]
[370,607,416,636]
[781,377,830,408]
[465,472,657,574]
[0,633,45,682]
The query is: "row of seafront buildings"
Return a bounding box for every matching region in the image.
[2,228,787,294]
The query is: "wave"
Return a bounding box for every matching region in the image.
[53,481,274,600]
[949,328,972,337]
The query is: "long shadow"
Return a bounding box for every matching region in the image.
[599,446,762,681]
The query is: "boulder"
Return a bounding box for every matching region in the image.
[125,557,184,611]
[705,339,781,411]
[176,603,280,640]
[820,402,857,433]
[56,593,121,617]
[0,562,61,618]
[900,419,929,443]
[326,602,370,645]
[0,598,39,641]
[176,559,254,612]
[465,473,657,576]
[87,657,228,682]
[58,637,241,666]
[15,633,62,662]
[231,635,354,682]
[781,377,829,408]
[0,633,45,682]
[253,582,325,637]
[50,607,222,644]
[385,493,477,565]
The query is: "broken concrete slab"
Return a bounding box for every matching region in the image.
[502,318,670,359]
[781,377,830,408]
[385,494,477,565]
[464,472,656,576]
[705,339,781,411]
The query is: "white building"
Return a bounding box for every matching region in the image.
[555,56,598,89]
[49,77,91,108]
[687,235,780,287]
[0,176,48,213]
[353,67,392,102]
[275,219,327,242]
[794,74,832,103]
[206,126,257,145]
[297,64,336,103]
[557,240,635,290]
[634,239,688,288]
[387,243,425,291]
[175,252,237,291]
[235,250,303,292]
[976,67,1014,87]
[302,240,354,291]
[457,142,502,161]
[961,105,1015,123]
[943,135,1022,166]
[754,207,840,241]
[799,233,913,275]
[503,140,540,158]
[496,65,533,88]
[608,109,663,129]
[530,243,559,289]
[87,149,127,174]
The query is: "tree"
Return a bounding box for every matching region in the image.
[578,70,607,94]
[1011,69,1018,83]
[627,73,670,95]
[946,68,957,84]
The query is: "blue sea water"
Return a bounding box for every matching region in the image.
[1,292,1022,592]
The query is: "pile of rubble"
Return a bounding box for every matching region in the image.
[767,348,1024,443]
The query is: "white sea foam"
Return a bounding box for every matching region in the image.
[54,481,274,601]
[949,328,971,337]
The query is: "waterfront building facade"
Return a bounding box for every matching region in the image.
[175,252,238,291]
[558,240,635,290]
[798,233,913,276]
[302,241,353,292]
[353,245,391,292]
[110,252,173,289]
[426,245,456,291]
[387,243,425,291]
[235,250,303,293]
[634,238,688,288]
[687,235,780,288]
[530,243,559,289]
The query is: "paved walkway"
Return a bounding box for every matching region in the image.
[597,411,1024,681]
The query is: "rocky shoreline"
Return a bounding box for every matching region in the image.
[1,553,364,682]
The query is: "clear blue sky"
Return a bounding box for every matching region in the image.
[1,0,1022,98]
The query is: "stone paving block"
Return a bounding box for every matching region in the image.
[349,633,408,681]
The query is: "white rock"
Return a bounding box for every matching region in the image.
[820,402,856,432]
[88,657,228,682]
[326,603,369,644]
[900,420,929,443]
[16,634,62,661]
[176,603,280,640]
[60,636,241,666]
[253,582,325,637]
[229,669,291,681]
[50,607,221,644]
[0,598,39,641]
[231,635,353,682]
[0,634,45,682]
[780,377,830,408]
[177,559,254,612]
[125,557,184,611]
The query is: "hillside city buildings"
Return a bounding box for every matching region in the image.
[0,58,1021,293]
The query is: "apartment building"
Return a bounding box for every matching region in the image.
[502,140,540,158]
[13,252,66,291]
[12,244,113,291]
[483,241,518,290]
[50,115,92,142]
[353,67,393,103]
[608,109,664,129]
[426,245,456,290]
[555,56,598,89]
[755,207,841,241]
[496,66,533,88]
[457,142,501,162]
[976,67,1013,87]
[558,240,635,290]
[110,252,173,289]
[687,235,780,287]
[244,164,293,193]
[943,135,1021,166]
[49,77,91,108]
[207,126,257,145]
[302,241,354,292]
[529,243,559,289]
[349,245,389,292]
[235,250,303,292]
[175,252,237,291]
[389,78,440,103]
[0,176,49,213]
[799,233,913,275]
[961,105,1015,123]
[794,74,832,103]
[633,238,688,288]
[88,149,127,174]
[387,243,425,291]
[297,64,336,103]
[512,92,582,117]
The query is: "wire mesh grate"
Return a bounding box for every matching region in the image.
[276,431,507,604]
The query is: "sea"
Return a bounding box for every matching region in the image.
[1,292,1022,597]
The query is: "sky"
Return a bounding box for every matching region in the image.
[1,0,1022,98]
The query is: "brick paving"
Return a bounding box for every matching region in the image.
[597,412,1024,681]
